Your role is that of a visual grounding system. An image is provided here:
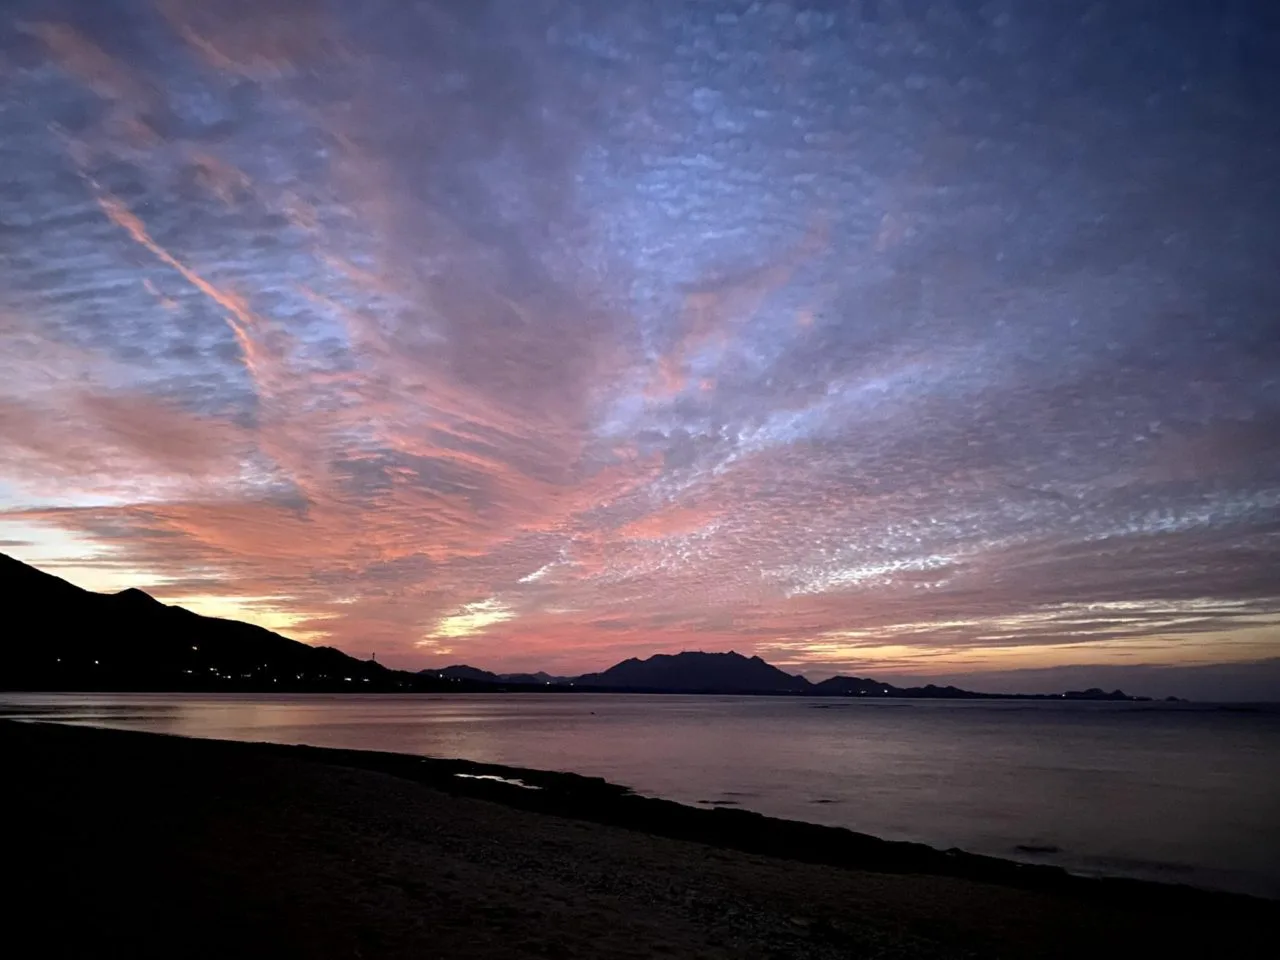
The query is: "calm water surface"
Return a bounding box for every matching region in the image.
[3,692,1277,897]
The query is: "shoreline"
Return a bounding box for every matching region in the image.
[5,720,1271,958]
[0,678,1179,700]
[8,718,1270,905]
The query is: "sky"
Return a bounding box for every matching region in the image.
[1,0,1278,696]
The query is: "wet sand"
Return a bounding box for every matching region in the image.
[2,720,1269,958]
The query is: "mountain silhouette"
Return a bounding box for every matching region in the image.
[0,553,455,692]
[430,664,502,683]
[429,655,1150,700]
[426,666,573,685]
[575,651,813,693]
[809,676,1033,698]
[502,671,572,685]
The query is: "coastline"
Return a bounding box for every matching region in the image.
[20,720,1241,904]
[4,720,1271,959]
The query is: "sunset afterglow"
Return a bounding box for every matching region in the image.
[2,0,1277,689]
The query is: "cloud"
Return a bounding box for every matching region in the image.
[426,599,516,641]
[1,1,1277,690]
[156,0,339,79]
[0,386,250,498]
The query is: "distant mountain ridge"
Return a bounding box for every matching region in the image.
[576,651,811,693]
[428,651,1152,701]
[429,665,573,686]
[808,674,1145,701]
[3,553,1152,699]
[432,652,815,694]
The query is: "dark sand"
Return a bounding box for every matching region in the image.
[3,721,1271,959]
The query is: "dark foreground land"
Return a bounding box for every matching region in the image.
[2,721,1271,959]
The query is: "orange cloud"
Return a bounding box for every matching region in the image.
[0,391,248,490]
[17,21,148,104]
[617,503,720,540]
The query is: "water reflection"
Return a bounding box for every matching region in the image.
[3,692,1278,898]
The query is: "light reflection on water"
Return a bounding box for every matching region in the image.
[3,692,1278,898]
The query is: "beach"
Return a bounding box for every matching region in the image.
[3,720,1270,959]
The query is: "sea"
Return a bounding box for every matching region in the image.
[3,692,1277,899]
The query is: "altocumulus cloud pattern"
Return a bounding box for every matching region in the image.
[1,0,1278,681]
